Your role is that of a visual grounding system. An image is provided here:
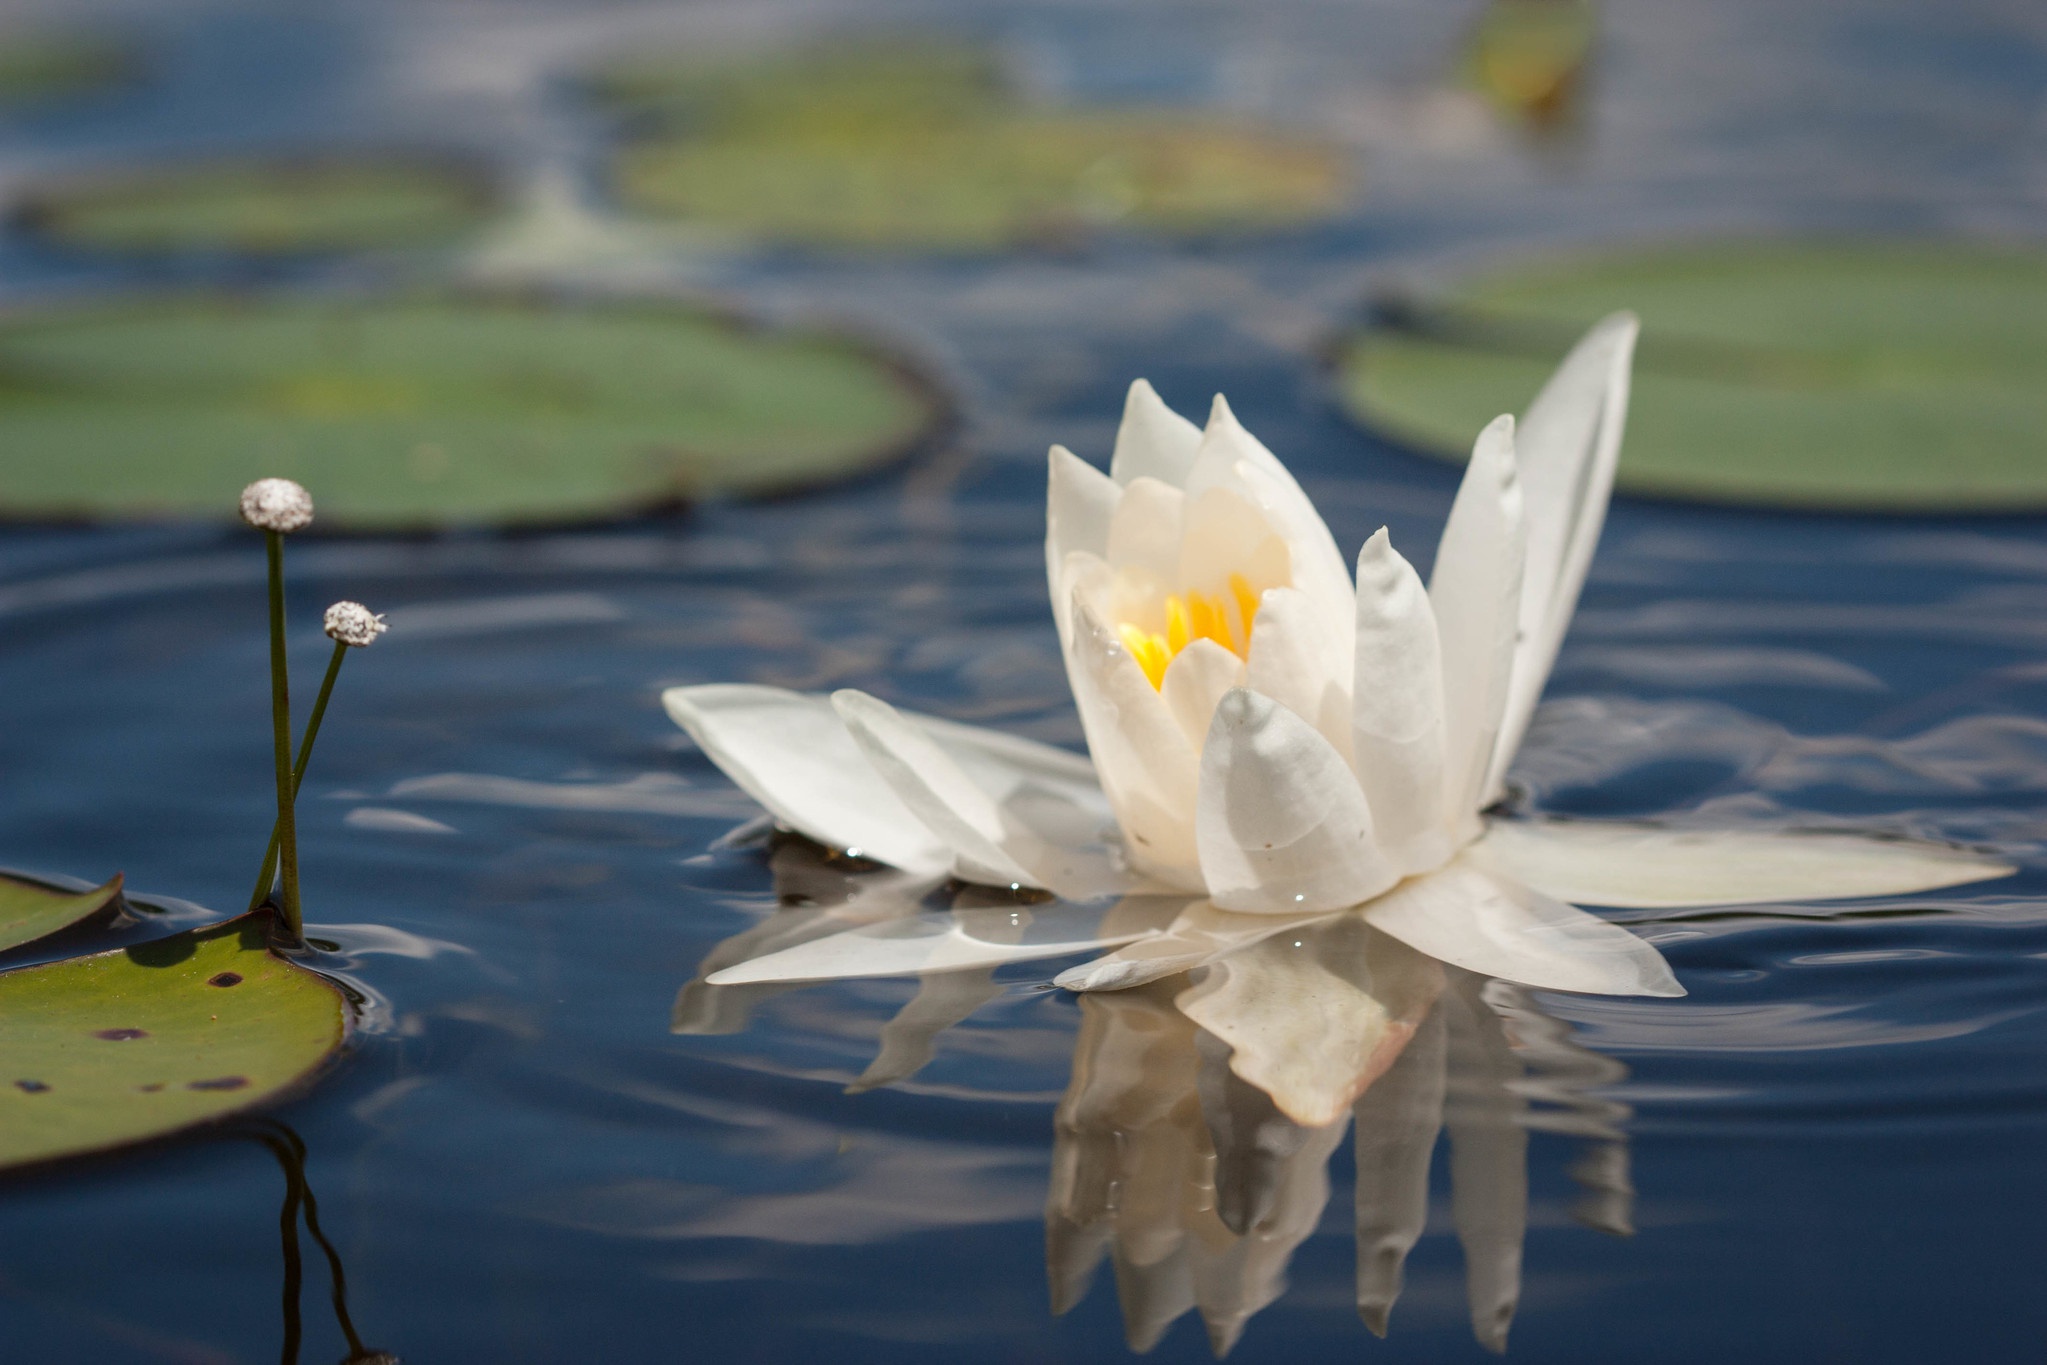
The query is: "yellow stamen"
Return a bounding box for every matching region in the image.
[1228,573,1260,643]
[1165,596,1191,655]
[1117,581,1263,691]
[1188,593,1235,653]
[1118,622,1170,689]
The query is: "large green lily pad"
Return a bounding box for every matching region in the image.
[590,42,1350,251]
[0,913,347,1169]
[14,157,497,257]
[0,293,943,526]
[1334,243,2047,510]
[0,31,131,109]
[0,871,124,954]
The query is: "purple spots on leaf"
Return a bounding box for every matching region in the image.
[95,1027,148,1041]
[207,972,243,988]
[187,1076,249,1092]
[15,1079,50,1093]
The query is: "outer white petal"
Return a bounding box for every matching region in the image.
[1352,528,1451,873]
[832,689,1133,898]
[1197,688,1399,915]
[1429,415,1525,838]
[662,684,949,874]
[1066,595,1205,887]
[1470,819,2016,909]
[706,897,1184,985]
[1183,396,1356,669]
[1363,857,1684,997]
[1246,586,1354,763]
[1053,900,1324,992]
[1489,314,1639,801]
[1110,378,1204,488]
[1048,444,1121,642]
[1159,637,1245,751]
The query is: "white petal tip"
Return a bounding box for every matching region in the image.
[1054,959,1142,993]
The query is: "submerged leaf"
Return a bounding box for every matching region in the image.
[0,913,349,1170]
[0,870,124,954]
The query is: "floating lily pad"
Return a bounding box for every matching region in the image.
[0,293,943,526]
[1462,0,1594,133]
[0,913,347,1170]
[1334,243,2047,510]
[0,31,132,109]
[14,157,497,257]
[590,43,1350,251]
[0,871,124,954]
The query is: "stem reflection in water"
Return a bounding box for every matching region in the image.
[677,835,1636,1356]
[233,1118,395,1365]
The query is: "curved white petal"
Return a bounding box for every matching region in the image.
[1066,595,1205,887]
[1429,415,1525,837]
[1352,528,1451,872]
[1159,637,1245,751]
[705,897,1184,985]
[1363,858,1684,997]
[1489,314,1639,802]
[1054,900,1323,992]
[1197,688,1398,915]
[1183,397,1355,658]
[1246,586,1354,764]
[1470,819,2016,909]
[1110,378,1204,488]
[1106,476,1186,581]
[832,690,1134,898]
[1175,485,1292,613]
[662,684,949,874]
[1048,444,1121,641]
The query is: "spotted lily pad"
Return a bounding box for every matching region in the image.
[591,42,1350,251]
[1334,243,2047,510]
[0,913,348,1169]
[14,157,496,257]
[0,870,124,954]
[0,293,943,526]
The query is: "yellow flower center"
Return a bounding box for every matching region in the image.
[1116,573,1260,690]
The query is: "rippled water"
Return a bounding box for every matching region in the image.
[4,1,2047,1361]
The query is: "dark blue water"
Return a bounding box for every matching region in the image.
[3,2,2047,1361]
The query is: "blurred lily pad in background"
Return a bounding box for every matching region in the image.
[0,871,125,954]
[589,42,1351,251]
[1335,243,2047,510]
[0,912,348,1170]
[0,29,133,111]
[14,156,498,257]
[1463,0,1595,135]
[0,294,944,526]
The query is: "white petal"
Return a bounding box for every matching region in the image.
[1489,314,1639,801]
[1065,595,1205,887]
[1176,915,1443,1127]
[1110,378,1204,488]
[847,969,1005,1093]
[1246,587,1354,764]
[1183,395,1355,668]
[1197,688,1398,915]
[705,897,1183,985]
[1106,476,1186,581]
[1428,415,1525,838]
[1352,528,1452,872]
[832,690,1133,897]
[1364,858,1684,997]
[1048,444,1121,642]
[1159,637,1245,751]
[1174,485,1292,614]
[1470,819,2016,909]
[661,684,949,874]
[1054,899,1325,992]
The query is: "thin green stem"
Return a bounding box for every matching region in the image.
[249,641,348,913]
[264,531,302,940]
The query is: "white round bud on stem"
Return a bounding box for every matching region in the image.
[323,600,387,648]
[239,478,314,533]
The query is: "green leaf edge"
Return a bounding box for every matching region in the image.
[0,869,125,954]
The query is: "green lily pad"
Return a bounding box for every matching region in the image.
[0,870,124,954]
[0,293,943,526]
[1334,242,2047,510]
[0,913,348,1170]
[590,42,1350,251]
[0,31,132,109]
[14,157,497,257]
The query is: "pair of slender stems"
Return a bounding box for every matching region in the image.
[248,637,349,922]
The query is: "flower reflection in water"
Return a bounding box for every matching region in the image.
[679,836,1638,1356]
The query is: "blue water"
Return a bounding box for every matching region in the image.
[3,2,2046,1361]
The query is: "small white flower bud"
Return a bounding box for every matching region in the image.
[238,478,314,533]
[323,601,387,648]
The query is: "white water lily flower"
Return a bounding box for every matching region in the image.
[665,315,2013,999]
